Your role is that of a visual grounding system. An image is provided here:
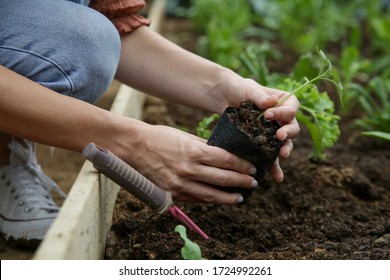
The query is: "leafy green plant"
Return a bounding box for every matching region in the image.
[196,113,219,139]
[278,79,340,160]
[174,225,204,260]
[197,49,343,160]
[336,45,372,114]
[192,0,275,71]
[240,48,343,161]
[368,9,390,55]
[354,76,390,141]
[238,43,283,86]
[251,0,359,54]
[196,20,244,70]
[191,0,251,33]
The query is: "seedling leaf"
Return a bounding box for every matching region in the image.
[361,131,390,142]
[175,225,204,260]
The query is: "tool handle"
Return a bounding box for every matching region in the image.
[82,142,172,214]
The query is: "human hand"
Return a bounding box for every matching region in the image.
[120,123,259,205]
[206,77,300,182]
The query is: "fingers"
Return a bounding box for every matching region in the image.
[264,105,297,123]
[277,118,300,140]
[263,93,299,121]
[255,95,279,110]
[251,86,300,141]
[269,158,284,183]
[279,139,293,158]
[192,164,259,190]
[177,144,259,190]
[197,144,257,176]
[264,106,300,141]
[172,182,244,205]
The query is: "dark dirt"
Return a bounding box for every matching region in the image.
[226,100,281,168]
[206,100,281,200]
[232,101,281,146]
[104,18,390,260]
[105,99,390,260]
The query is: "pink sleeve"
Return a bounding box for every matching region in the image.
[90,0,151,33]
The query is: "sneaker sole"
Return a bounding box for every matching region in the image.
[0,215,56,241]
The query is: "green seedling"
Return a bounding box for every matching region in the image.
[267,49,343,160]
[175,225,204,260]
[197,49,343,160]
[279,79,340,161]
[255,49,343,160]
[274,48,343,109]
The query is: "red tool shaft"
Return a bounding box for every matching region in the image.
[168,206,209,240]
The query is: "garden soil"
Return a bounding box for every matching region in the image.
[105,19,390,260]
[105,97,390,260]
[1,18,389,260]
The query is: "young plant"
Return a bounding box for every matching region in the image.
[278,78,340,160]
[336,45,372,114]
[355,76,390,142]
[238,43,283,87]
[239,48,343,160]
[192,0,252,70]
[277,50,343,160]
[174,225,204,260]
[253,0,359,54]
[197,49,343,160]
[275,49,343,107]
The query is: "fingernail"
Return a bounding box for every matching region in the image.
[265,111,274,119]
[237,195,244,203]
[248,167,257,175]
[280,133,287,141]
[250,179,258,188]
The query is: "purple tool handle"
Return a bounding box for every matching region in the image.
[83,142,172,214]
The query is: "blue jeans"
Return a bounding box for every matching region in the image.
[0,0,121,103]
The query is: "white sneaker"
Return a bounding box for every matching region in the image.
[0,139,66,242]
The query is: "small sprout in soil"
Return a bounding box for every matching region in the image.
[175,225,204,260]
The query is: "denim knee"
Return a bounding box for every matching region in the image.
[0,0,121,104]
[63,10,121,103]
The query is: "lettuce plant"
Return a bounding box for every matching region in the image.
[278,79,340,160]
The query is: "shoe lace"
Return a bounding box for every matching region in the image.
[8,139,66,212]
